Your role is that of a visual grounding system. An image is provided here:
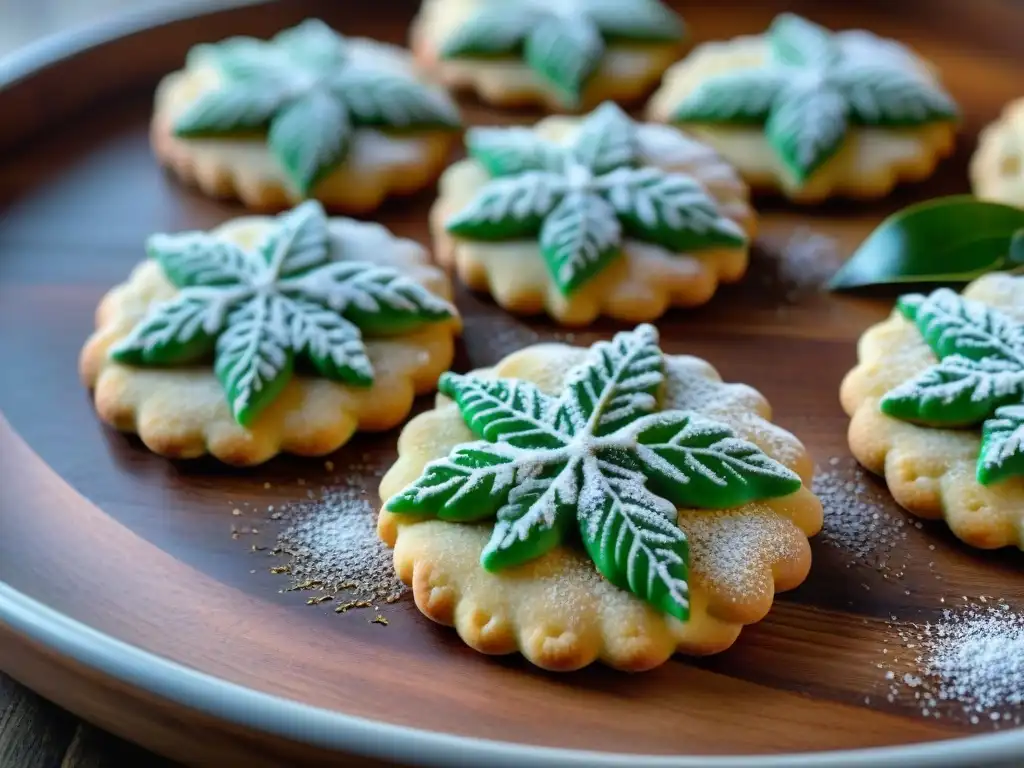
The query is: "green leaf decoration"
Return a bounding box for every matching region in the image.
[174,19,460,196]
[880,283,1024,483]
[388,325,803,621]
[540,192,622,295]
[669,13,958,186]
[446,102,746,296]
[829,197,1024,290]
[978,405,1024,485]
[524,15,603,107]
[438,0,684,107]
[110,201,455,426]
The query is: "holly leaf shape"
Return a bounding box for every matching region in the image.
[978,405,1024,485]
[766,81,849,183]
[524,14,604,106]
[540,192,622,295]
[112,201,455,426]
[387,325,802,621]
[585,0,685,42]
[466,127,563,177]
[571,102,637,175]
[600,167,747,251]
[446,172,567,240]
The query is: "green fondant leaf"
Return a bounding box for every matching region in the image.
[466,127,563,177]
[769,13,836,67]
[599,167,747,251]
[446,172,567,240]
[174,82,285,136]
[146,233,255,288]
[268,91,351,195]
[523,15,603,106]
[197,38,288,83]
[272,18,347,71]
[481,461,579,570]
[110,294,219,366]
[214,294,295,426]
[829,197,1024,290]
[288,296,373,386]
[623,411,802,508]
[766,81,849,183]
[331,70,461,128]
[670,69,786,124]
[585,0,685,42]
[439,6,540,58]
[880,355,1024,426]
[577,457,690,621]
[571,101,637,174]
[258,200,330,277]
[834,63,958,125]
[978,405,1024,485]
[539,192,622,295]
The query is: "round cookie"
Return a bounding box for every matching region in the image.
[840,273,1024,550]
[647,14,959,203]
[152,19,461,212]
[80,201,461,466]
[432,102,756,326]
[379,325,823,672]
[410,0,687,112]
[971,98,1024,209]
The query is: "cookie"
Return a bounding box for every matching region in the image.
[840,274,1024,550]
[80,201,461,466]
[152,19,461,212]
[410,0,686,111]
[378,325,823,671]
[432,102,756,326]
[647,13,959,203]
[971,98,1024,209]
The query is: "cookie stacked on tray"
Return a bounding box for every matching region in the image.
[80,6,1021,674]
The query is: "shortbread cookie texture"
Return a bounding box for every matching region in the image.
[433,102,755,326]
[152,19,461,212]
[971,98,1024,209]
[412,0,686,111]
[647,14,958,203]
[80,202,460,466]
[841,274,1024,549]
[379,326,823,671]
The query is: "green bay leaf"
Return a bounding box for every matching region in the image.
[829,196,1024,291]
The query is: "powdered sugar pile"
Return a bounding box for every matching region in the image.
[759,226,842,303]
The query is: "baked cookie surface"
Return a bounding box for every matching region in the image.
[647,14,958,203]
[152,19,461,212]
[411,0,686,111]
[432,102,755,326]
[80,202,460,466]
[971,97,1024,209]
[840,273,1024,550]
[379,326,823,671]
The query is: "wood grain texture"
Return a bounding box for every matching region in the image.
[0,0,1022,765]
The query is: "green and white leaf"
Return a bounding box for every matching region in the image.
[146,233,255,287]
[332,70,461,128]
[174,82,286,135]
[571,101,637,175]
[524,15,604,105]
[978,405,1024,485]
[287,296,373,385]
[214,294,295,426]
[539,192,622,295]
[466,127,563,177]
[768,13,836,67]
[439,6,541,57]
[268,91,351,194]
[835,63,958,125]
[766,82,849,182]
[110,294,220,365]
[557,323,663,437]
[671,69,787,124]
[599,167,747,251]
[585,0,685,41]
[258,199,330,277]
[439,373,566,449]
[625,411,802,508]
[881,354,1024,426]
[272,18,347,71]
[577,457,690,621]
[446,172,567,240]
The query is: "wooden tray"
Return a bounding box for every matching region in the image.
[1,0,1021,765]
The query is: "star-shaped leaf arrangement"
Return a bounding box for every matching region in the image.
[670,13,958,184]
[446,102,747,296]
[174,19,461,195]
[440,0,684,106]
[880,286,1024,485]
[387,324,802,621]
[111,201,455,427]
